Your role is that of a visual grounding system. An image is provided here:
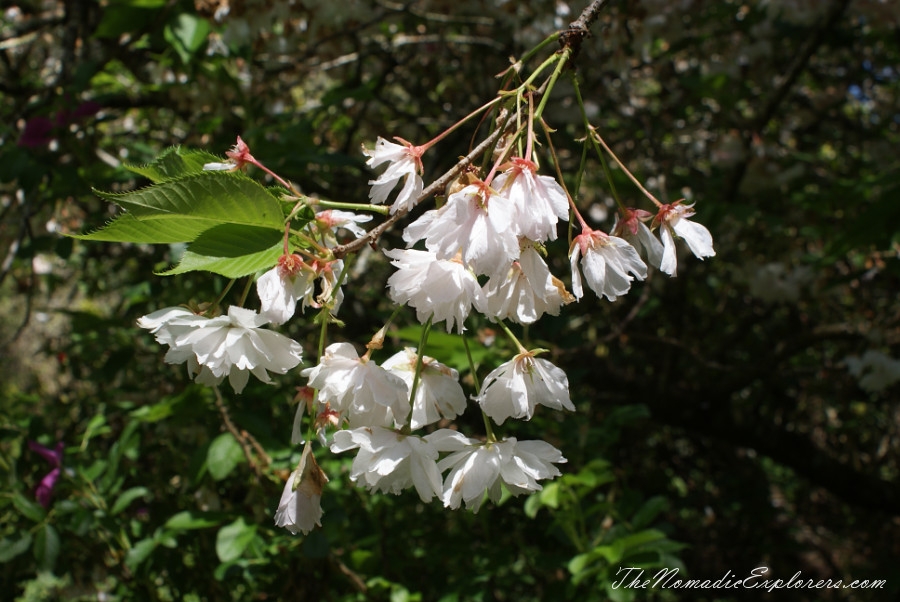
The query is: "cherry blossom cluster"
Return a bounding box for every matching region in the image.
[134,43,715,537]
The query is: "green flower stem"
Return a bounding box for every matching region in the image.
[237,276,253,308]
[522,51,564,90]
[211,278,237,311]
[407,316,433,410]
[461,332,497,443]
[495,319,528,354]
[572,75,662,208]
[572,75,625,214]
[534,49,572,121]
[517,31,563,67]
[311,199,391,216]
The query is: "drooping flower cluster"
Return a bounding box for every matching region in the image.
[130,62,717,537]
[137,305,303,393]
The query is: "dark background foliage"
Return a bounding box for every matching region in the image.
[1,0,898,600]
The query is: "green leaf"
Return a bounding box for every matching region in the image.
[158,224,283,278]
[34,524,60,572]
[96,172,284,224]
[126,537,158,570]
[164,13,210,65]
[126,146,223,183]
[0,533,33,562]
[72,212,223,244]
[619,529,667,554]
[206,433,245,481]
[215,518,257,563]
[13,492,47,522]
[76,172,284,245]
[111,486,150,515]
[631,496,668,530]
[164,511,222,531]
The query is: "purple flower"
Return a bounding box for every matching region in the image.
[28,440,64,508]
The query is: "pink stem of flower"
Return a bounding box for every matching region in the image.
[419,95,503,152]
[590,127,663,208]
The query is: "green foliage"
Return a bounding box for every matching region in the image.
[74,160,293,277]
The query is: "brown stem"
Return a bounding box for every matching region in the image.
[559,0,614,60]
[213,386,264,478]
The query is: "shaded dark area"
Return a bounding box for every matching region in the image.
[1,1,898,600]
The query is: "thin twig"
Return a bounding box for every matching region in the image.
[213,386,264,478]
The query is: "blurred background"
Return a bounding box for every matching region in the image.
[1,0,898,600]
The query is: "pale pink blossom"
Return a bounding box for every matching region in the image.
[315,209,372,240]
[384,249,486,333]
[203,136,257,171]
[381,348,467,429]
[569,229,647,301]
[653,202,715,276]
[363,137,425,214]
[613,208,664,269]
[476,350,574,424]
[256,254,315,325]
[402,182,519,279]
[301,342,410,427]
[492,158,569,242]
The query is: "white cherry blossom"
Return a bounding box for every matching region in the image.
[475,350,574,424]
[275,441,328,535]
[381,347,467,429]
[402,182,519,279]
[384,248,486,333]
[301,342,410,427]
[138,305,303,394]
[492,157,569,242]
[330,426,443,502]
[570,229,648,301]
[484,244,573,324]
[438,437,567,512]
[256,255,316,325]
[653,202,716,276]
[613,208,664,269]
[363,137,425,214]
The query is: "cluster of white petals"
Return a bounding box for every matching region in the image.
[385,249,486,333]
[436,435,566,512]
[484,244,572,324]
[256,260,315,325]
[493,158,569,242]
[330,426,444,502]
[316,209,372,241]
[613,208,664,269]
[137,305,303,393]
[274,442,328,535]
[381,348,467,429]
[404,183,519,279]
[654,202,716,276]
[476,350,574,424]
[570,229,648,301]
[302,342,410,427]
[363,137,424,214]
